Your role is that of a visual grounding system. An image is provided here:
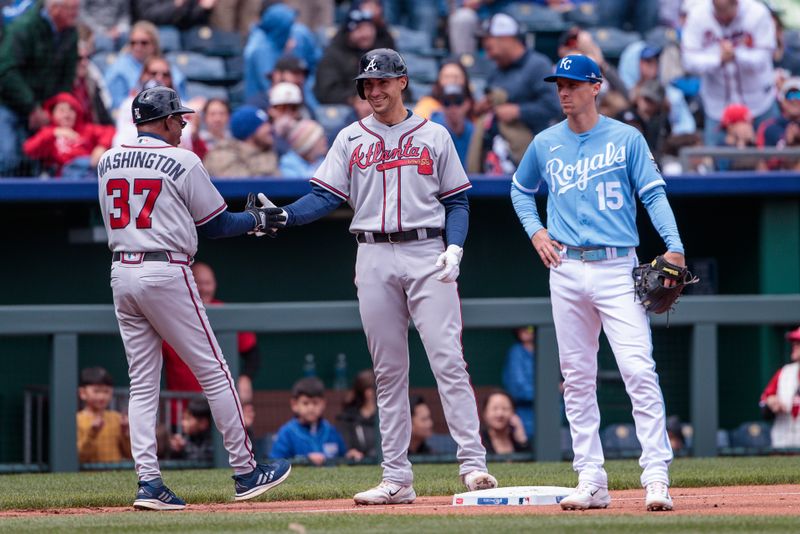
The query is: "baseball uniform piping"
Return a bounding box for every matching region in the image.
[310,178,349,200]
[358,120,388,232]
[396,119,428,232]
[439,182,472,199]
[180,267,256,469]
[195,203,227,226]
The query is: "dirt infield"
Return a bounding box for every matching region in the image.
[2,485,799,517]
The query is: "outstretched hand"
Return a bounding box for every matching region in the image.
[245,192,287,237]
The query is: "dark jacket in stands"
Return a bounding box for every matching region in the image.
[313,26,395,104]
[335,405,378,457]
[132,0,212,30]
[0,6,78,117]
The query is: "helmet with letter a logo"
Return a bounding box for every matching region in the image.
[353,48,408,99]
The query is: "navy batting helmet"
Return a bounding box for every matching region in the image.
[132,86,194,125]
[354,48,408,99]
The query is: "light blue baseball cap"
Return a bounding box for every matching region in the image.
[544,54,603,84]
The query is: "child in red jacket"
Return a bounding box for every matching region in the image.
[23,92,115,178]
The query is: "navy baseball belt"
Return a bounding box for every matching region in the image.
[562,246,632,262]
[356,228,443,244]
[112,251,193,265]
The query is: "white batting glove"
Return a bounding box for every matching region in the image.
[252,192,287,237]
[435,244,463,283]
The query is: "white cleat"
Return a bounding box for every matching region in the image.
[559,481,611,510]
[645,481,674,511]
[353,481,416,505]
[461,470,498,491]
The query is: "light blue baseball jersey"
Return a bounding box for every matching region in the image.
[512,115,668,248]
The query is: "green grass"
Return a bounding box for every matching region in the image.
[0,457,796,511]
[0,513,798,533]
[0,457,796,533]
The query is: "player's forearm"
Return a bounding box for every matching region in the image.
[441,192,469,247]
[283,185,343,226]
[197,209,257,238]
[510,185,544,239]
[640,187,685,254]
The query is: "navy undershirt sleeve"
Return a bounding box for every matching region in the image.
[198,209,257,239]
[283,184,344,226]
[441,191,469,247]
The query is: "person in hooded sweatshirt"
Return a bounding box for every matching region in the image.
[23,92,115,178]
[243,4,321,101]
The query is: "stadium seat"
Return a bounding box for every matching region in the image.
[166,52,228,83]
[600,423,641,457]
[505,2,567,32]
[681,423,731,450]
[158,25,182,53]
[426,433,458,455]
[408,80,433,104]
[730,421,771,449]
[186,81,229,101]
[588,27,642,61]
[644,26,679,49]
[390,25,432,55]
[182,26,242,57]
[227,81,245,107]
[459,53,494,80]
[224,55,244,81]
[91,51,118,71]
[316,25,338,49]
[563,2,600,28]
[404,53,438,84]
[317,104,354,144]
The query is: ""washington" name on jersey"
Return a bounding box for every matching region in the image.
[98,151,188,182]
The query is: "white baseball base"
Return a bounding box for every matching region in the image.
[452,486,574,506]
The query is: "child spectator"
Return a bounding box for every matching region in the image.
[279,119,328,177]
[76,366,131,463]
[22,92,114,178]
[336,369,378,460]
[718,103,759,170]
[169,398,214,463]
[269,377,350,465]
[408,395,434,455]
[480,390,530,455]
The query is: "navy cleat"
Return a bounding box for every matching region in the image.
[133,478,186,511]
[233,460,292,501]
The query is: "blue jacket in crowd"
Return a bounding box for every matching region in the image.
[502,342,535,438]
[269,417,347,461]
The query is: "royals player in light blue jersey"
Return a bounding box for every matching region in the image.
[511,55,687,512]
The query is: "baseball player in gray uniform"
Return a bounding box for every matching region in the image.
[97,86,289,510]
[258,48,497,504]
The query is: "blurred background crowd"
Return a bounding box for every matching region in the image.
[2,0,800,180]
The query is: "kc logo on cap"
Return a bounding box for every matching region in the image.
[545,54,603,84]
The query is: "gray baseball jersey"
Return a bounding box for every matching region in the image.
[98,135,256,481]
[311,113,487,485]
[311,114,471,233]
[98,136,226,256]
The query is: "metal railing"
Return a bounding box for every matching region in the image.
[2,295,800,472]
[678,146,800,172]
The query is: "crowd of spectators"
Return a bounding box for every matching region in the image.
[2,0,800,176]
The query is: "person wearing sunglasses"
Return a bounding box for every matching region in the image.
[757,77,800,170]
[429,84,474,166]
[103,20,187,110]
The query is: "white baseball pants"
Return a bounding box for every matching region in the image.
[550,253,673,488]
[110,261,256,480]
[355,238,487,485]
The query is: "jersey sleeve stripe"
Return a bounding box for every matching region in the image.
[195,203,227,226]
[439,182,472,199]
[512,175,538,194]
[310,178,349,201]
[639,179,666,196]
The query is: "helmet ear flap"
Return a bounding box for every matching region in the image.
[357,79,366,100]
